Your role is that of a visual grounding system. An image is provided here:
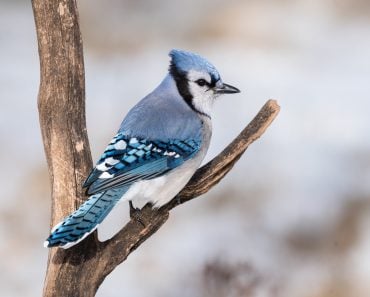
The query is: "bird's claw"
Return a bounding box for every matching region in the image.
[129,201,146,227]
[175,195,182,205]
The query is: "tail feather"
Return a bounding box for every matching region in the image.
[44,187,127,248]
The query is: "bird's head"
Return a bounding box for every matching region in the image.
[169,49,240,118]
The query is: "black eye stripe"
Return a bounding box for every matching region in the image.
[195,79,209,87]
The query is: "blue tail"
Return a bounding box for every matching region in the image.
[44,187,127,248]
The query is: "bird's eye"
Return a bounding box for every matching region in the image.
[196,79,207,87]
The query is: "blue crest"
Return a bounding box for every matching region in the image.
[169,49,220,82]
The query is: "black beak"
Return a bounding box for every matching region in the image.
[214,83,240,94]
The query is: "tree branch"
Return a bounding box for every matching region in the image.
[32,1,280,296]
[100,100,280,277]
[174,99,280,204]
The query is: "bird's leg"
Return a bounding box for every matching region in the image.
[175,195,182,205]
[129,201,146,227]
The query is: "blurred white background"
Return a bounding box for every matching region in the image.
[1,0,370,296]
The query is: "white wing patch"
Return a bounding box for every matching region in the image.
[129,137,138,144]
[99,172,114,179]
[114,140,127,150]
[105,157,119,166]
[96,163,110,171]
[163,151,176,156]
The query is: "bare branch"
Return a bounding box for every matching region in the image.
[173,99,280,204]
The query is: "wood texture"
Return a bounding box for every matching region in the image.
[32,1,280,296]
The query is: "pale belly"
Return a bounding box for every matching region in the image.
[125,155,202,208]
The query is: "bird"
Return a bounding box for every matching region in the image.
[44,49,240,248]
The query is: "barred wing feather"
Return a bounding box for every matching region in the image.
[83,133,201,195]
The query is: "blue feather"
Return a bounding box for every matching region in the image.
[44,187,128,248]
[83,134,201,195]
[169,49,220,82]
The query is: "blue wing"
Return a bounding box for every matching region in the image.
[83,132,201,195]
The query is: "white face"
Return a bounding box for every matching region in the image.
[187,70,220,117]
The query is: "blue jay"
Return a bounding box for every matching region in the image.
[44,49,240,248]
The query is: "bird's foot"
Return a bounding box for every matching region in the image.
[175,195,182,205]
[129,201,146,227]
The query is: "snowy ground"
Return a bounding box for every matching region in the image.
[1,1,370,296]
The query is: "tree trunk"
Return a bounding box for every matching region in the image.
[31,0,100,296]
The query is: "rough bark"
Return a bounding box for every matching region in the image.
[32,1,280,297]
